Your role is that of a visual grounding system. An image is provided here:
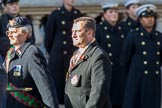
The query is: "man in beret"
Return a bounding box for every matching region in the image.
[95,1,126,108]
[121,4,161,108]
[120,0,140,37]
[0,0,35,60]
[5,16,59,108]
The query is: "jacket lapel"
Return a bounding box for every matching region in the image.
[69,41,98,73]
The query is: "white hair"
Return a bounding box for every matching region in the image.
[20,25,32,38]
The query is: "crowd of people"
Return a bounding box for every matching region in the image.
[0,0,162,108]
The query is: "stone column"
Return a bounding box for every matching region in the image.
[156,13,162,33]
[32,16,43,46]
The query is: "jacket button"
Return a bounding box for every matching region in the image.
[141,41,146,45]
[140,32,144,36]
[107,44,111,48]
[74,10,78,14]
[62,31,66,35]
[121,34,124,38]
[106,35,110,39]
[143,61,148,65]
[156,61,160,65]
[63,51,67,55]
[111,62,113,65]
[156,71,159,74]
[128,22,131,26]
[109,53,112,57]
[62,21,66,25]
[104,26,107,30]
[144,70,148,74]
[143,51,147,55]
[63,41,67,45]
[157,51,160,55]
[157,41,160,45]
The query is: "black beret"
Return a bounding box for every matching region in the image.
[7,16,31,28]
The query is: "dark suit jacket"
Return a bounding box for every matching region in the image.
[65,41,112,108]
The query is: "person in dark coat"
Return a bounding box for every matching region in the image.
[0,54,7,108]
[121,4,161,108]
[64,16,112,108]
[95,2,126,108]
[120,0,140,36]
[5,16,59,108]
[45,0,83,104]
[0,0,35,60]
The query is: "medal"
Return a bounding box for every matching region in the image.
[13,65,22,76]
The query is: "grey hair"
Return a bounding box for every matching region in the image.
[20,25,32,38]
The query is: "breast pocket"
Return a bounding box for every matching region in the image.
[9,65,23,84]
[71,74,81,87]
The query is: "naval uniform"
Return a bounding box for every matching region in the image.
[121,26,161,108]
[119,16,138,37]
[45,5,83,104]
[95,21,126,107]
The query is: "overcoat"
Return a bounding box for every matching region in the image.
[5,42,59,108]
[121,26,161,108]
[95,21,126,106]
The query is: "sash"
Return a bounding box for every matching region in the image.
[8,83,45,108]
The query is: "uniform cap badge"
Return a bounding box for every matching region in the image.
[9,20,16,26]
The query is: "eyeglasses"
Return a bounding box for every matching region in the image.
[6,30,18,36]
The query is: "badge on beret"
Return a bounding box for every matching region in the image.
[9,20,16,26]
[13,65,22,77]
[71,74,80,86]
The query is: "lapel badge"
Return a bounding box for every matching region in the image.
[80,55,88,61]
[71,74,80,86]
[13,65,22,76]
[74,10,78,14]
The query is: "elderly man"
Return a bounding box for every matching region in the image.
[0,0,35,60]
[64,17,112,108]
[121,4,161,108]
[5,16,59,108]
